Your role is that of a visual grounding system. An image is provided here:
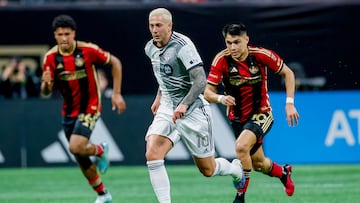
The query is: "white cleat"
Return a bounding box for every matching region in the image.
[231,159,245,190]
[94,191,112,203]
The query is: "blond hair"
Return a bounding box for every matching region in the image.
[149,8,172,22]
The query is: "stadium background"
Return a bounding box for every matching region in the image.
[0,1,360,168]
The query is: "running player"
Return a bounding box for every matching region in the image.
[204,23,299,203]
[41,14,126,203]
[144,8,245,203]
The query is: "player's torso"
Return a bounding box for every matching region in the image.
[49,46,102,116]
[222,52,271,122]
[147,34,194,113]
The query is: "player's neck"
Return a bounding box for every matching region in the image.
[59,41,76,56]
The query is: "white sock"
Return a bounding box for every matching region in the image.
[212,157,233,176]
[147,160,171,203]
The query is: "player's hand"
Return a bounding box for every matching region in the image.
[42,66,53,85]
[285,103,299,127]
[111,93,126,114]
[173,103,188,123]
[151,97,161,116]
[219,95,236,106]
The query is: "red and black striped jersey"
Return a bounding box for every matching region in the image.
[43,41,111,117]
[207,46,284,123]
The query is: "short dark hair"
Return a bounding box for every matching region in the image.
[222,23,247,37]
[52,14,77,31]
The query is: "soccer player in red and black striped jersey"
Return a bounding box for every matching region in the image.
[41,14,126,203]
[204,23,299,203]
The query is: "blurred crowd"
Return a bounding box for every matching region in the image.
[0,56,114,99]
[0,56,40,99]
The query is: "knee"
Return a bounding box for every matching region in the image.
[69,142,84,155]
[199,168,213,177]
[145,148,161,161]
[235,141,249,157]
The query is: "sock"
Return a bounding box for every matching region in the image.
[267,162,283,178]
[95,145,104,156]
[147,160,171,203]
[237,169,251,194]
[212,158,234,176]
[88,174,106,195]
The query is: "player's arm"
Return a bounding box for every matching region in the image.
[109,54,126,114]
[278,63,299,126]
[204,83,221,103]
[204,83,236,106]
[204,57,235,106]
[40,66,54,97]
[151,88,161,115]
[182,66,206,106]
[173,66,206,123]
[279,63,295,100]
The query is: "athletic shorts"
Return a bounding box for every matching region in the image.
[231,111,274,155]
[146,105,215,158]
[62,112,100,140]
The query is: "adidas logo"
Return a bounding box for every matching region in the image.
[230,67,238,73]
[0,105,235,165]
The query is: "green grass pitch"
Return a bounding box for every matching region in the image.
[1,164,360,203]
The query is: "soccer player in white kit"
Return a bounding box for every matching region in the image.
[144,7,245,203]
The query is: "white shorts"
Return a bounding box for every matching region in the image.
[146,105,215,158]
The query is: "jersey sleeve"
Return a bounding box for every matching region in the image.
[177,42,203,70]
[257,47,284,73]
[207,52,226,86]
[42,52,55,78]
[87,43,111,65]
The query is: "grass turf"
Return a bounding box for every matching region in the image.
[1,164,360,203]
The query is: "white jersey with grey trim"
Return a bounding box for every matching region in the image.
[145,31,209,116]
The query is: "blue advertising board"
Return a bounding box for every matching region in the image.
[265,91,360,164]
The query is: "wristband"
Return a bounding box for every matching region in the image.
[217,95,224,103]
[286,97,294,104]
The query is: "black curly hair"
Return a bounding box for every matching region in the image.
[52,14,77,31]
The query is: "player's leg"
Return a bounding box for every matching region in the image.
[68,113,109,173]
[252,146,295,196]
[193,156,244,180]
[63,115,111,203]
[232,129,256,203]
[75,155,112,202]
[145,113,177,203]
[179,105,244,183]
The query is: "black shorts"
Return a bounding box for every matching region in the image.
[231,111,274,155]
[62,112,100,140]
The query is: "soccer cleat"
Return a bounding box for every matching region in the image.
[231,159,245,190]
[96,142,110,174]
[94,191,112,203]
[232,192,245,203]
[280,164,295,196]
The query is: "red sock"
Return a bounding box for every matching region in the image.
[268,162,283,178]
[237,169,251,193]
[88,174,106,195]
[95,145,104,156]
[237,178,250,193]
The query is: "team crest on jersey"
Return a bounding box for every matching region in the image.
[75,56,84,67]
[162,64,173,75]
[249,65,259,74]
